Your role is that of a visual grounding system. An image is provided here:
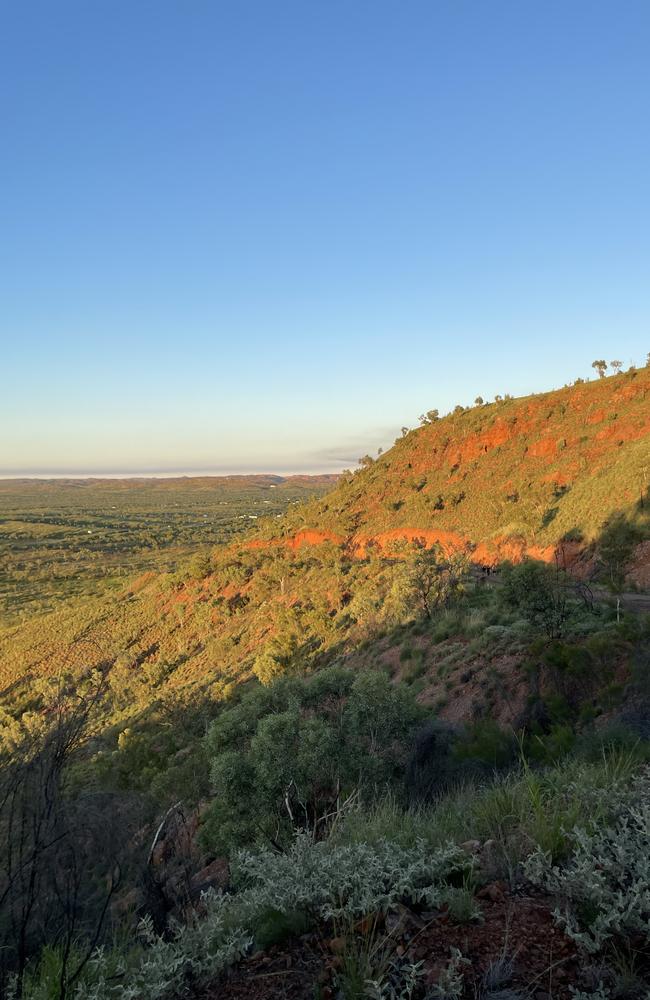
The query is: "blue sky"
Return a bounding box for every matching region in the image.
[2,1,649,475]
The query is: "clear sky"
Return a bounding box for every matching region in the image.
[2,1,649,476]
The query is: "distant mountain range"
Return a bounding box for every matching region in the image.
[0,474,339,488]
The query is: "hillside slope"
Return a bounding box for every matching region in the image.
[256,367,650,565]
[1,369,648,740]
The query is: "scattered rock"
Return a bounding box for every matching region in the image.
[202,872,586,999]
[327,936,346,955]
[477,881,507,902]
[191,857,229,892]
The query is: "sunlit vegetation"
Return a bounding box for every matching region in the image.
[0,475,335,624]
[264,366,650,558]
[1,370,650,998]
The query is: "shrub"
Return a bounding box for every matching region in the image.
[597,513,642,591]
[202,667,423,854]
[15,833,470,1000]
[186,552,212,580]
[525,768,650,953]
[500,560,572,639]
[441,881,482,924]
[252,649,285,685]
[402,650,426,684]
[8,893,252,1000]
[231,832,470,920]
[454,720,517,770]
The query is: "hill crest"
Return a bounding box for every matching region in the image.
[247,367,650,572]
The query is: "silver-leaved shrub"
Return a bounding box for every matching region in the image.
[8,890,251,1000]
[231,832,470,920]
[14,835,467,999]
[524,768,650,954]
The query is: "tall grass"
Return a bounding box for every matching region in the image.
[334,746,643,877]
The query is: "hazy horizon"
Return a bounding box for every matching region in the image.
[3,357,649,478]
[0,467,343,481]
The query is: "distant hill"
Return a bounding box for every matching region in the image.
[0,474,339,490]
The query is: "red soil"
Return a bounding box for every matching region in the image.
[353,528,467,557]
[204,889,582,1000]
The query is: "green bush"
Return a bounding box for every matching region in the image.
[500,560,573,639]
[454,720,517,769]
[201,667,423,854]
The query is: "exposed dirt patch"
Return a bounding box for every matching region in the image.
[203,937,322,1000]
[353,528,466,557]
[202,889,583,1000]
[409,891,579,996]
